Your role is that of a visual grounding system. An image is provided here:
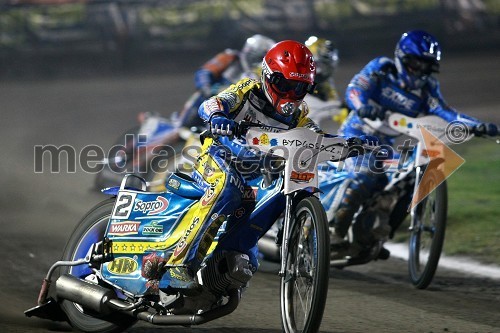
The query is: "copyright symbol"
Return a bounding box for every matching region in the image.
[446,121,469,144]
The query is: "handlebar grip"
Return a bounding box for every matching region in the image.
[234,121,262,138]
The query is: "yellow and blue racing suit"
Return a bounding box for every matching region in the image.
[166,78,322,272]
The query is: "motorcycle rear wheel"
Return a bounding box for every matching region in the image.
[408,169,447,289]
[280,196,329,333]
[60,199,137,333]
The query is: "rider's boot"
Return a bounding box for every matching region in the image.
[378,247,391,260]
[159,266,202,296]
[330,180,368,250]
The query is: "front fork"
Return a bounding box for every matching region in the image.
[409,166,422,232]
[279,195,294,277]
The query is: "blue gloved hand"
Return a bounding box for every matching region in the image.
[473,123,498,137]
[357,105,385,121]
[359,135,380,146]
[210,115,236,136]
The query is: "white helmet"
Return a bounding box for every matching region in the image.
[240,34,276,74]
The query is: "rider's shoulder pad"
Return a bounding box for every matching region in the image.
[366,57,397,77]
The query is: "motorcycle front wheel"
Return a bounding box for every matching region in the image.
[59,199,137,333]
[280,196,330,333]
[408,169,448,289]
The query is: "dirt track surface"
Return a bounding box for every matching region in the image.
[1,51,499,333]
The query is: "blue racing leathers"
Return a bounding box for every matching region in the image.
[166,78,323,271]
[331,56,484,239]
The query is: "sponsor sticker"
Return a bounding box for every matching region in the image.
[251,134,278,146]
[290,171,315,183]
[242,187,258,201]
[167,178,181,190]
[107,257,138,275]
[205,98,223,112]
[201,186,216,206]
[290,72,309,79]
[108,221,141,236]
[202,161,215,177]
[133,196,169,215]
[173,217,201,257]
[142,222,164,235]
[234,207,245,219]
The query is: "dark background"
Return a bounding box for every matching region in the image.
[1,0,500,80]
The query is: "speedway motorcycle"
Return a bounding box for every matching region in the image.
[26,123,372,333]
[261,111,494,289]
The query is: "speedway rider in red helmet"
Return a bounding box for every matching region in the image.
[160,40,363,294]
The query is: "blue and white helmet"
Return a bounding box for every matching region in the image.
[394,30,441,90]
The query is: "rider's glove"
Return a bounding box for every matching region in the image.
[210,115,236,136]
[473,123,498,137]
[345,135,380,158]
[345,136,363,158]
[359,135,380,146]
[357,105,385,121]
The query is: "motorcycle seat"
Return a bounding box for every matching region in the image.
[165,172,204,200]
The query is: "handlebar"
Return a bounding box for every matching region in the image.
[233,121,285,138]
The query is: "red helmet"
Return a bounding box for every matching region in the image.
[262,40,316,116]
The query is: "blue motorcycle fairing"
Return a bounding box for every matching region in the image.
[98,173,287,296]
[319,149,418,220]
[101,189,199,296]
[165,173,204,199]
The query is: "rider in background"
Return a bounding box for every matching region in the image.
[160,40,362,294]
[330,29,498,256]
[304,36,349,126]
[177,34,276,129]
[304,36,339,102]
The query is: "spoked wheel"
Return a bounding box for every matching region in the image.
[59,199,137,332]
[408,169,448,289]
[281,197,330,333]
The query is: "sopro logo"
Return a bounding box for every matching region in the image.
[133,196,169,215]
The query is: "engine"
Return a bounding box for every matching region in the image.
[199,251,253,296]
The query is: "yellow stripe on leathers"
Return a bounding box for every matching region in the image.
[167,137,227,265]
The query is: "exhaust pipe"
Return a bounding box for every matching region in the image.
[56,274,241,326]
[136,289,240,325]
[56,274,117,314]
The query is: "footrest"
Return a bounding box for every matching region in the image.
[24,297,67,322]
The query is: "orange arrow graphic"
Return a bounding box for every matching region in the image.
[410,126,465,210]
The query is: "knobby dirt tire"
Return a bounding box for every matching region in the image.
[408,169,447,289]
[280,196,330,333]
